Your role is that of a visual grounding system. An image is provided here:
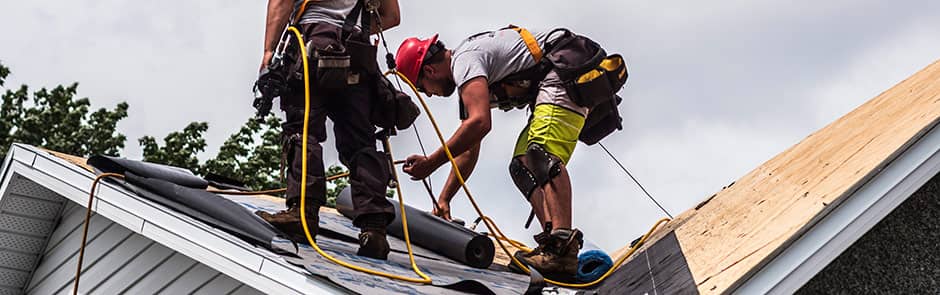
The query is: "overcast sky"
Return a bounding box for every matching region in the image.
[2,0,939,252]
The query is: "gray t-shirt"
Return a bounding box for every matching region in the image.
[297,0,357,27]
[452,28,587,116]
[450,28,557,89]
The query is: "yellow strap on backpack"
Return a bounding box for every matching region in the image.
[510,26,543,62]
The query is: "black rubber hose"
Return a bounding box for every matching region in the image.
[335,187,495,268]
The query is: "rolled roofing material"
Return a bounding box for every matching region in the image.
[335,187,495,268]
[88,155,209,189]
[86,156,291,255]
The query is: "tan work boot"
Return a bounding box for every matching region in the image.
[256,206,319,244]
[356,214,391,260]
[509,230,553,273]
[517,228,582,282]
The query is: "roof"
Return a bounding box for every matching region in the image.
[0,144,561,294]
[0,144,347,294]
[622,59,940,294]
[2,58,939,294]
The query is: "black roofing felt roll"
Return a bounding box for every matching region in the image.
[335,187,495,269]
[86,156,292,255]
[87,155,208,189]
[122,172,292,255]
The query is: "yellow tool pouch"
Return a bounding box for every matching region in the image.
[539,29,627,108]
[566,54,628,108]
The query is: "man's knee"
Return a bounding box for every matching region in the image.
[526,143,563,185]
[346,147,390,190]
[509,156,538,200]
[508,143,563,200]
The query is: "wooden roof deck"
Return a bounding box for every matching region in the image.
[615,59,940,293]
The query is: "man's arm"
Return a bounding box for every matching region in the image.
[373,0,400,33]
[430,77,491,167]
[403,77,491,179]
[260,0,293,70]
[433,142,480,220]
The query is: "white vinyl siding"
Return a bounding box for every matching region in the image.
[24,202,263,295]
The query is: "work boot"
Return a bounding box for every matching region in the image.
[517,228,583,282]
[356,214,391,260]
[255,206,319,244]
[509,230,553,273]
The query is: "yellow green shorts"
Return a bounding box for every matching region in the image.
[513,104,585,164]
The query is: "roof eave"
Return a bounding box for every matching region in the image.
[733,123,940,294]
[0,144,350,295]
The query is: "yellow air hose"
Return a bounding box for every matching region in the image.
[73,29,668,293]
[288,26,432,284]
[384,70,671,288]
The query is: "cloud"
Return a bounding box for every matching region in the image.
[811,19,940,124]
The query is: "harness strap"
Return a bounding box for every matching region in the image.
[509,26,543,63]
[292,0,370,36]
[343,0,368,37]
[293,0,315,23]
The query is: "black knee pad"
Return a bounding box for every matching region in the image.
[509,157,538,200]
[526,143,562,187]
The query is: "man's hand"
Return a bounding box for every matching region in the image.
[432,199,452,221]
[260,50,274,72]
[403,154,438,180]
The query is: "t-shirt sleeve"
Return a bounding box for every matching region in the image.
[451,50,489,89]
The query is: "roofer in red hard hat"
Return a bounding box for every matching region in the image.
[399,26,628,281]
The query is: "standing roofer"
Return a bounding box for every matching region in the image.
[252,0,411,260]
[398,26,628,280]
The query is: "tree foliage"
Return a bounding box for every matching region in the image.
[139,122,208,173]
[140,116,353,207]
[0,61,128,159]
[202,116,282,191]
[0,61,359,208]
[325,165,349,208]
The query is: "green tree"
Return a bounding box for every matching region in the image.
[138,122,208,173]
[141,116,357,208]
[0,62,128,159]
[0,61,361,208]
[0,63,9,87]
[325,164,349,208]
[202,116,282,191]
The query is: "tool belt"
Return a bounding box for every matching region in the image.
[296,0,379,90]
[283,0,418,131]
[490,26,628,145]
[295,23,377,90]
[373,74,420,130]
[580,95,623,145]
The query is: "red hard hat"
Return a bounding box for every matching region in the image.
[395,34,439,84]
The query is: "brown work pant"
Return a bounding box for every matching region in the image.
[279,66,394,229]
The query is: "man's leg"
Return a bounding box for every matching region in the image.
[257,103,328,244]
[509,103,584,281]
[328,81,395,260]
[542,164,573,229]
[511,121,551,229]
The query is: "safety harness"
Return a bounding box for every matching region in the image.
[485,25,630,145]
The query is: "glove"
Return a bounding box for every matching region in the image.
[252,66,288,120]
